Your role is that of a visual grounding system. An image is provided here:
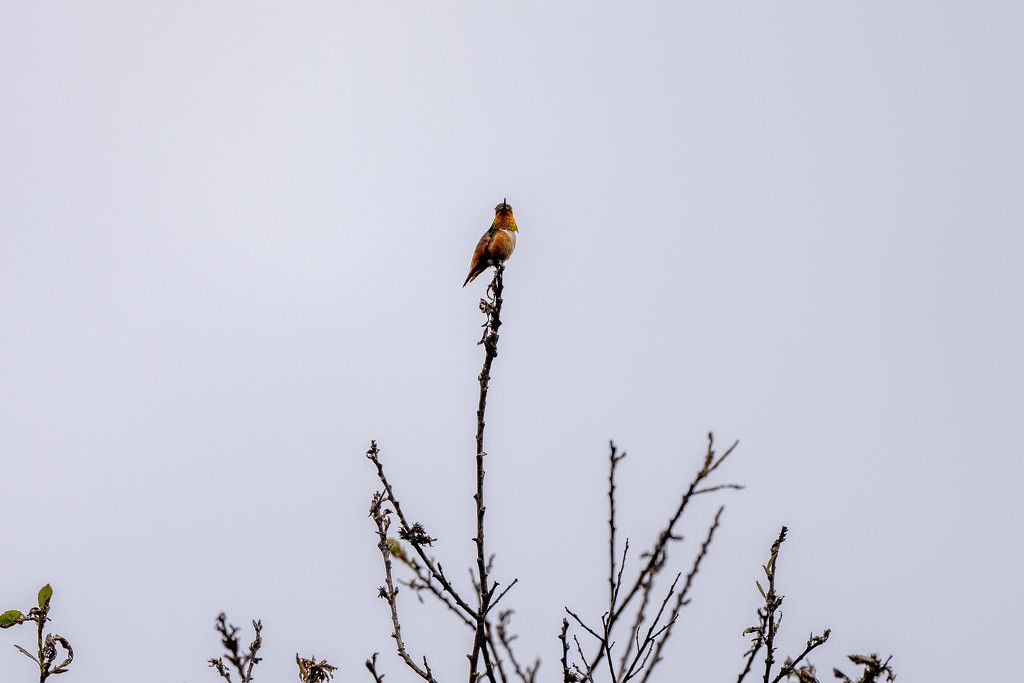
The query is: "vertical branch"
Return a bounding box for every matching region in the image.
[242,621,263,683]
[470,263,505,683]
[607,443,626,613]
[559,619,574,683]
[762,526,787,683]
[738,527,836,683]
[368,492,437,683]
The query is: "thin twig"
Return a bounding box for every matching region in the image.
[369,492,438,683]
[555,434,742,675]
[608,442,626,614]
[367,443,477,619]
[605,436,737,657]
[736,609,769,683]
[482,621,510,683]
[400,572,476,628]
[573,635,595,683]
[615,539,653,680]
[242,620,263,683]
[639,506,725,683]
[365,653,386,683]
[566,608,605,644]
[772,630,830,683]
[489,579,520,614]
[619,573,680,681]
[496,611,538,683]
[599,614,619,683]
[692,483,746,495]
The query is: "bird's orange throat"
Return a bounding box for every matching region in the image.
[493,212,518,232]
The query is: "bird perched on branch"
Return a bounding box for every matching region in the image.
[463,200,518,287]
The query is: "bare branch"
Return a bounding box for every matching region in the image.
[607,442,627,614]
[611,434,738,628]
[565,608,604,643]
[365,653,386,683]
[692,483,746,495]
[489,579,520,614]
[559,619,575,683]
[573,634,595,683]
[496,611,539,683]
[639,506,725,683]
[369,491,438,683]
[590,433,741,672]
[366,443,477,620]
[399,571,476,629]
[737,609,769,683]
[615,539,653,680]
[469,263,506,683]
[619,572,680,682]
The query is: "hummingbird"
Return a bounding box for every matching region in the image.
[463,199,518,287]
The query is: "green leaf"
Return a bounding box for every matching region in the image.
[0,610,23,627]
[38,584,53,609]
[756,581,765,598]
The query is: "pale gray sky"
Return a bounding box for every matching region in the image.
[2,2,1021,681]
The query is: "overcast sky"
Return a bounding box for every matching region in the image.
[2,2,1021,682]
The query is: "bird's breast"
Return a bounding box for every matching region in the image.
[486,228,516,262]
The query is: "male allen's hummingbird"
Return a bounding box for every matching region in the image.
[463,200,518,287]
